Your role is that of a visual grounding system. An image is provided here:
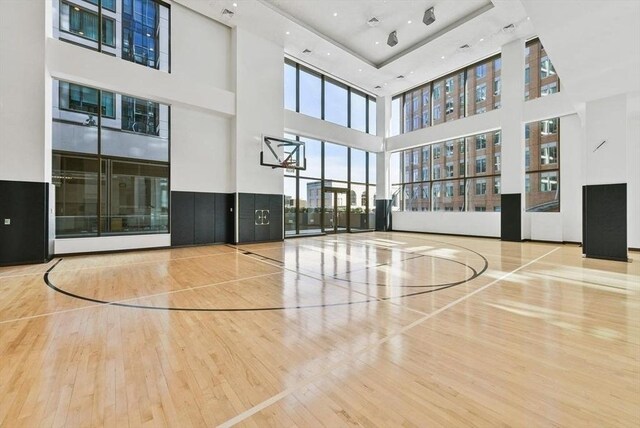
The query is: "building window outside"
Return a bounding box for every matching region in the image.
[525,117,560,211]
[60,2,116,47]
[476,84,487,102]
[59,82,115,118]
[476,134,487,150]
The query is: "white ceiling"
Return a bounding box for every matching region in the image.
[261,0,494,67]
[180,0,535,96]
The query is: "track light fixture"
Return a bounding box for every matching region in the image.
[387,30,398,47]
[423,7,435,26]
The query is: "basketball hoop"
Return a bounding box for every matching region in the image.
[282,160,297,173]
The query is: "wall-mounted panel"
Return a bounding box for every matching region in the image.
[501,193,522,241]
[171,191,195,246]
[237,193,284,243]
[583,184,627,261]
[0,180,49,265]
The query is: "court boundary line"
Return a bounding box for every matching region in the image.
[215,246,560,428]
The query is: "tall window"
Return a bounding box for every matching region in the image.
[284,59,377,135]
[525,38,560,100]
[54,0,170,72]
[393,131,501,212]
[525,117,560,211]
[284,136,376,236]
[392,54,501,134]
[52,79,170,237]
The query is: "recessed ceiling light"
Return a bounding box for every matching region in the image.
[407,20,412,24]
[232,2,237,7]
[327,52,331,56]
[410,71,414,74]
[527,16,531,20]
[441,56,445,59]
[358,68,362,72]
[73,6,80,11]
[384,83,388,86]
[333,12,338,17]
[375,41,379,45]
[479,38,484,42]
[285,31,290,35]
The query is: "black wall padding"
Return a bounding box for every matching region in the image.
[583,183,627,261]
[0,180,49,265]
[375,199,392,231]
[501,193,522,242]
[237,193,283,243]
[171,191,234,247]
[171,192,195,246]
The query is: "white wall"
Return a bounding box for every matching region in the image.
[171,106,233,193]
[232,27,284,195]
[393,212,500,238]
[0,0,48,183]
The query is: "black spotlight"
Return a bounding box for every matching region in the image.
[423,7,435,26]
[387,31,398,47]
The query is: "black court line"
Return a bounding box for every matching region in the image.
[44,240,489,312]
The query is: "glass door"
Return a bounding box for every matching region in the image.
[323,187,348,233]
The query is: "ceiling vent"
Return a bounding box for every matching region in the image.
[302,49,312,54]
[459,44,470,49]
[221,8,234,19]
[367,17,380,27]
[374,85,382,89]
[396,75,405,79]
[502,23,516,32]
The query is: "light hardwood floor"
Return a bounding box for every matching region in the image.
[0,232,638,427]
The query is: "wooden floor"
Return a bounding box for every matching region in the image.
[0,232,638,427]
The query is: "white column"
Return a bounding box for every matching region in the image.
[232,27,284,196]
[500,38,525,196]
[0,0,48,183]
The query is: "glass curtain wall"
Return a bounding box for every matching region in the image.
[54,0,170,72]
[392,130,501,212]
[52,78,169,238]
[284,135,377,236]
[391,54,501,135]
[284,59,377,135]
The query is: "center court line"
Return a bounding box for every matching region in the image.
[216,246,560,428]
[0,270,284,325]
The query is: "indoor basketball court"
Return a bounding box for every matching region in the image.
[1,233,637,426]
